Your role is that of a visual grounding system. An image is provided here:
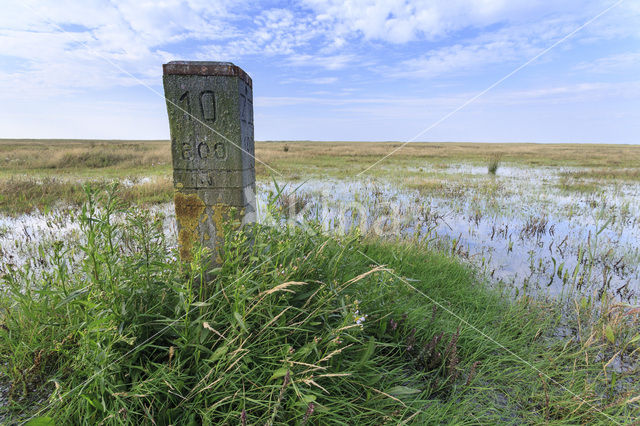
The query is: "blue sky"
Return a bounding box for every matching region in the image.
[0,0,639,143]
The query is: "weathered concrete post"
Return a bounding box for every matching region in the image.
[163,61,256,263]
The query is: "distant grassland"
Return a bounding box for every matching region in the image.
[2,139,640,176]
[257,141,640,177]
[0,138,639,213]
[0,139,171,178]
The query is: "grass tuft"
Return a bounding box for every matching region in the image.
[0,186,638,424]
[487,153,502,175]
[0,177,173,215]
[53,152,130,169]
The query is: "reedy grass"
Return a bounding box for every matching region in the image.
[0,185,638,424]
[0,140,170,172]
[562,168,640,182]
[0,178,88,214]
[403,175,506,199]
[0,177,173,215]
[487,154,502,175]
[556,176,604,193]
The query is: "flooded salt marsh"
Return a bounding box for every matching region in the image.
[259,163,640,303]
[1,163,639,304]
[0,204,178,278]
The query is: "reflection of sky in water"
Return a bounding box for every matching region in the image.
[255,169,640,301]
[405,164,584,179]
[1,165,639,302]
[0,205,177,275]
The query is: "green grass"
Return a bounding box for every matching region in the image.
[487,154,502,175]
[0,177,173,215]
[1,186,637,424]
[3,139,640,182]
[0,178,89,214]
[0,139,638,216]
[561,168,640,182]
[556,177,605,193]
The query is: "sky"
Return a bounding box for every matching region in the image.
[0,0,639,144]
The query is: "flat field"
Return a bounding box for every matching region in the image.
[2,138,639,213]
[2,138,639,305]
[1,139,639,423]
[2,138,640,178]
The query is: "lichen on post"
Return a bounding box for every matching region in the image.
[163,61,256,264]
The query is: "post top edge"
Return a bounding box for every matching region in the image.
[163,61,252,87]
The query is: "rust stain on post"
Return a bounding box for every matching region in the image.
[174,192,206,261]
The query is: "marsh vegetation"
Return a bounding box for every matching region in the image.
[1,139,639,424]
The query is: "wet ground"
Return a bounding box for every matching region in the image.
[257,164,640,302]
[1,163,638,304]
[1,163,639,419]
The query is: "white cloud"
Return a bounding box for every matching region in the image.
[485,81,640,105]
[307,77,338,84]
[575,52,640,73]
[2,0,640,142]
[382,18,570,79]
[282,76,339,84]
[0,1,333,97]
[2,0,639,99]
[301,0,618,43]
[286,54,356,70]
[0,0,256,97]
[255,93,465,108]
[390,38,528,79]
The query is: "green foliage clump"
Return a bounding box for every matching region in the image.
[0,185,469,424]
[0,185,636,424]
[487,153,502,175]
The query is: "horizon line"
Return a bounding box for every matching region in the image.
[0,138,638,147]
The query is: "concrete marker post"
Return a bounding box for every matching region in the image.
[163,61,256,264]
